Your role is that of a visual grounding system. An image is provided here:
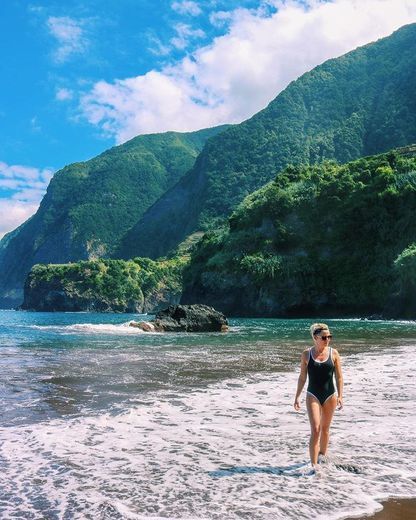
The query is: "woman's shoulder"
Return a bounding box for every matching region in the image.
[302,347,311,359]
[331,347,341,359]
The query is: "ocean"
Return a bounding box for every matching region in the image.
[0,310,415,519]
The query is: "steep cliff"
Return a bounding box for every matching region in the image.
[120,24,416,259]
[181,148,416,317]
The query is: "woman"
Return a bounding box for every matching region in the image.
[294,323,343,469]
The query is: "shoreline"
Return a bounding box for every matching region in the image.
[4,308,416,323]
[345,498,416,520]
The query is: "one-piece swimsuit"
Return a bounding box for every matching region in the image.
[306,347,336,405]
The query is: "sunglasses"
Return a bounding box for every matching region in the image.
[319,335,332,341]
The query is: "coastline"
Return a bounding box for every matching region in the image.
[345,499,416,520]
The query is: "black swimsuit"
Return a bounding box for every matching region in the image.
[307,347,336,405]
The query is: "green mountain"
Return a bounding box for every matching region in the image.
[119,23,416,260]
[181,147,416,317]
[3,23,416,310]
[0,127,227,307]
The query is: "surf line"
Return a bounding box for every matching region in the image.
[208,460,362,478]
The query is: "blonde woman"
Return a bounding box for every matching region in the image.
[294,323,343,469]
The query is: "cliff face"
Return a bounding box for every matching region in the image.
[119,24,416,260]
[21,277,181,313]
[0,126,227,307]
[181,149,416,318]
[22,277,139,313]
[21,258,185,313]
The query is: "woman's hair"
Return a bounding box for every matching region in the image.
[310,322,329,337]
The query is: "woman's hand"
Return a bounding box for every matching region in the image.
[337,396,343,410]
[294,397,301,411]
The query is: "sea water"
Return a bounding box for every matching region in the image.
[0,311,415,519]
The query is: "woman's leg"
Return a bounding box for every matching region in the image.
[306,394,321,465]
[319,395,337,456]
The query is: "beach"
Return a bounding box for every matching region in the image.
[0,312,415,519]
[348,498,416,520]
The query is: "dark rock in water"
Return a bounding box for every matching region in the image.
[130,304,229,332]
[154,304,228,332]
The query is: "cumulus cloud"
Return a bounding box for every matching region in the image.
[80,0,416,144]
[56,87,74,101]
[171,1,203,16]
[0,162,54,238]
[47,16,88,63]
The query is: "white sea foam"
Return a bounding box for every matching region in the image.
[31,321,151,335]
[0,345,415,519]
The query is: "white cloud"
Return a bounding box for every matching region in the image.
[56,87,74,101]
[172,1,203,16]
[148,34,172,56]
[170,23,206,49]
[0,161,55,238]
[47,16,88,63]
[0,200,39,239]
[0,162,53,184]
[80,0,416,144]
[209,10,233,27]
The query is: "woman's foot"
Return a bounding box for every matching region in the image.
[317,452,327,464]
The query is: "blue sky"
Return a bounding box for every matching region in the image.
[1,0,416,238]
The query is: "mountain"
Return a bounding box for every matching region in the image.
[181,147,416,317]
[0,126,227,307]
[119,23,416,260]
[3,23,416,309]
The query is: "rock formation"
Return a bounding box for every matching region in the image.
[129,304,228,332]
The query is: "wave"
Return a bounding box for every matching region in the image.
[31,321,152,335]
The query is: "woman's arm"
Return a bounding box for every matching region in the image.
[334,349,344,410]
[294,351,308,411]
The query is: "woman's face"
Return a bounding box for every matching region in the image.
[314,328,332,347]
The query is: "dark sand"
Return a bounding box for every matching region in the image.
[346,499,416,520]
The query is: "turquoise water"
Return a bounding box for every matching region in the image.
[1,311,415,519]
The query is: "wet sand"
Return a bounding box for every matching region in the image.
[347,499,416,520]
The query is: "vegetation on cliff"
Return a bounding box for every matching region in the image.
[123,23,416,259]
[0,126,226,307]
[22,257,188,313]
[182,150,416,317]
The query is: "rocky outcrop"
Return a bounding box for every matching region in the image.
[21,284,181,313]
[20,259,183,313]
[129,304,229,332]
[141,287,181,314]
[21,277,144,313]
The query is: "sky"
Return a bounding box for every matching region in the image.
[1,0,416,239]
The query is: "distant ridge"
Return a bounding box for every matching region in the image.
[0,126,228,307]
